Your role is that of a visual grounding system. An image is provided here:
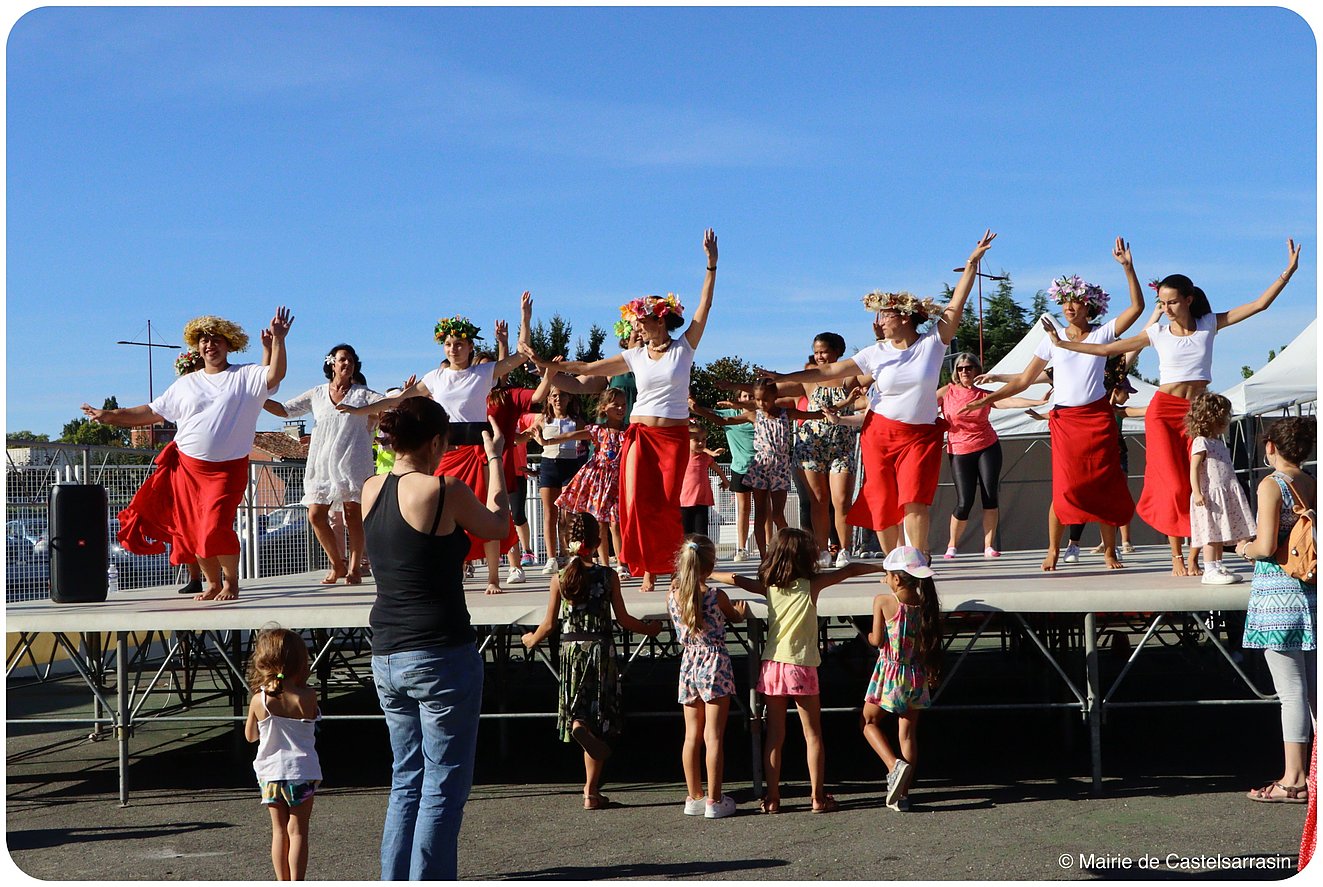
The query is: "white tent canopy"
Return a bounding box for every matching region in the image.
[1222,319,1317,417]
[979,315,1159,438]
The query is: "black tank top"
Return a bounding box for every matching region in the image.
[366,472,476,653]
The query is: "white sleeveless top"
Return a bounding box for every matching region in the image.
[420,362,497,422]
[1147,312,1217,384]
[252,690,322,783]
[852,328,947,425]
[621,335,695,420]
[1034,318,1117,407]
[540,417,580,459]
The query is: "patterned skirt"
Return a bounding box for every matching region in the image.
[864,652,931,714]
[1242,560,1317,651]
[558,639,622,741]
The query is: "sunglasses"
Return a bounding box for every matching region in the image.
[955,366,977,373]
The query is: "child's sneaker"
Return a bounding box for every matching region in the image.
[835,550,851,569]
[888,796,911,812]
[704,794,737,819]
[507,567,526,585]
[540,559,558,576]
[942,546,957,559]
[1062,543,1081,563]
[520,552,535,567]
[984,547,1001,558]
[683,796,706,816]
[1201,568,1237,585]
[1216,564,1244,583]
[731,549,748,563]
[886,759,914,806]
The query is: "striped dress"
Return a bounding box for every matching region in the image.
[1242,474,1316,651]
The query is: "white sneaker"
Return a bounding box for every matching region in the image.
[1062,543,1081,563]
[540,559,558,576]
[704,794,737,819]
[818,552,832,569]
[731,548,748,564]
[1201,569,1238,586]
[886,759,915,806]
[507,567,526,585]
[835,550,850,569]
[683,796,706,816]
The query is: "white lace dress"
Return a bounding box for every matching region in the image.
[282,384,384,510]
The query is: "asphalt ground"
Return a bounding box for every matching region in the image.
[4,628,1314,882]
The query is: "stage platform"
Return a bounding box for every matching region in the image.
[7,546,1272,803]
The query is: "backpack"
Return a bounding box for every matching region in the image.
[1274,476,1316,585]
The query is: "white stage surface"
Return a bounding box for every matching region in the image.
[7,546,1267,803]
[5,547,1252,635]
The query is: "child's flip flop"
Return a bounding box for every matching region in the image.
[810,795,839,814]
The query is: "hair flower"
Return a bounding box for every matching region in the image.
[174,350,204,375]
[433,315,483,344]
[619,293,684,323]
[861,290,940,318]
[1048,275,1110,317]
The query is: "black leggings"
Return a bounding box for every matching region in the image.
[681,505,710,537]
[949,441,1002,521]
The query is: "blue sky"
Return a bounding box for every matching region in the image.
[5,5,1317,437]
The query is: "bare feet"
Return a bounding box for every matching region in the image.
[345,570,363,585]
[484,583,503,595]
[1103,550,1126,570]
[1041,549,1059,572]
[195,583,238,601]
[1170,555,1189,577]
[640,572,656,592]
[1186,552,1200,577]
[321,561,348,585]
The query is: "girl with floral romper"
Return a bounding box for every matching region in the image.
[555,388,629,567]
[667,534,749,819]
[522,513,660,809]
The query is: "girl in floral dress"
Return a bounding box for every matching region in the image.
[1186,392,1256,585]
[861,546,944,812]
[667,535,748,819]
[555,388,629,568]
[521,513,660,810]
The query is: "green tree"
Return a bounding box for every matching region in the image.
[60,397,129,447]
[507,313,578,390]
[574,324,607,363]
[6,430,50,443]
[1241,345,1287,379]
[690,356,757,462]
[942,271,1031,379]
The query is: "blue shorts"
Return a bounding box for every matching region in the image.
[260,779,319,808]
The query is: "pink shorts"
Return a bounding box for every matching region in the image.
[756,659,820,697]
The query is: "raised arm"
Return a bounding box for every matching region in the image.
[494,319,510,363]
[683,228,718,350]
[1111,237,1147,335]
[1219,238,1302,329]
[265,306,293,390]
[937,230,998,345]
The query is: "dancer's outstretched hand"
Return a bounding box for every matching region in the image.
[494,319,509,344]
[270,306,294,340]
[968,229,997,265]
[81,403,106,422]
[482,416,506,461]
[703,228,718,267]
[1112,236,1133,268]
[1284,238,1302,278]
[1040,316,1062,343]
[520,290,533,314]
[517,342,547,368]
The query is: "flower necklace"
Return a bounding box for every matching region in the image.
[647,337,671,354]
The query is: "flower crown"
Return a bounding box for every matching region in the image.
[861,290,940,318]
[433,315,482,344]
[174,350,203,375]
[612,318,634,341]
[1048,275,1110,315]
[620,293,684,323]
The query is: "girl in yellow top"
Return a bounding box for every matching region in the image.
[714,528,885,813]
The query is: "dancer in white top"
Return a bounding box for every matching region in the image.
[1047,238,1302,575]
[769,230,997,558]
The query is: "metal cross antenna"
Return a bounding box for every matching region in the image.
[953,267,1012,366]
[116,319,180,403]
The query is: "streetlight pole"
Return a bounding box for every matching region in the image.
[952,267,1011,366]
[117,320,179,445]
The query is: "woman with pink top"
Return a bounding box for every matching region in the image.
[937,352,1045,558]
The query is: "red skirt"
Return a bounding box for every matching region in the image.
[117,442,248,565]
[1136,390,1193,538]
[847,413,943,531]
[1048,398,1135,527]
[617,423,689,576]
[434,444,518,562]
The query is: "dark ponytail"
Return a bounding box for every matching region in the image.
[558,512,602,606]
[894,572,944,682]
[1158,274,1212,319]
[377,398,449,455]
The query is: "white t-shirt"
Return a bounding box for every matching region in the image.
[621,335,695,420]
[852,328,947,425]
[1033,319,1117,407]
[539,417,581,459]
[1147,312,1217,384]
[421,362,497,423]
[150,363,277,462]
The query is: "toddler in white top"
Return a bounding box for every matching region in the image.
[245,627,321,881]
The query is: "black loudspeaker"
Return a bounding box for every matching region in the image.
[49,484,109,603]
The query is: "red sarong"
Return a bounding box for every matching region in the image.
[117,442,248,565]
[434,444,518,562]
[847,413,943,531]
[1136,390,1193,538]
[1048,397,1135,527]
[617,423,688,576]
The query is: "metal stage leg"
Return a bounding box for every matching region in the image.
[116,631,130,807]
[748,619,764,798]
[1084,613,1102,796]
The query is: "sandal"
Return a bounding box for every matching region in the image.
[1248,782,1308,803]
[759,796,781,814]
[583,793,610,810]
[810,794,839,814]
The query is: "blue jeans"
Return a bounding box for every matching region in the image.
[372,644,483,881]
